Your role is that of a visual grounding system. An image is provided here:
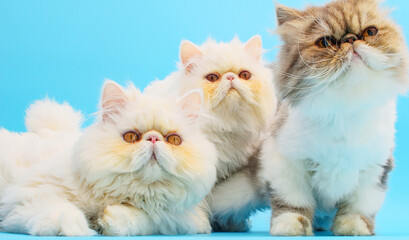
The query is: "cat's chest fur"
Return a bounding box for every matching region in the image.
[82,175,194,218]
[206,127,260,181]
[279,101,396,205]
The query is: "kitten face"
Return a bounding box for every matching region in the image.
[178,36,275,124]
[275,0,408,105]
[74,81,216,187]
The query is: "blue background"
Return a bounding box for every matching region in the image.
[0,0,408,239]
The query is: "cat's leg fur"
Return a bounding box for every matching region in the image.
[0,195,95,236]
[191,201,212,234]
[98,204,154,236]
[270,198,314,236]
[331,158,392,236]
[210,168,267,232]
[260,138,315,236]
[100,202,211,235]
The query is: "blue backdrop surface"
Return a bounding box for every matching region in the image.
[0,0,408,239]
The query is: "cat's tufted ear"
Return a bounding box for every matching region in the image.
[276,4,302,25]
[100,80,128,122]
[177,89,203,122]
[180,40,202,73]
[245,35,263,60]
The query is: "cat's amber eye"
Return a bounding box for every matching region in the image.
[205,73,220,82]
[238,70,251,80]
[123,130,141,143]
[316,36,337,48]
[166,133,182,146]
[362,27,378,38]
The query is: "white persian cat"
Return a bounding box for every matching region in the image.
[145,36,277,231]
[0,80,217,236]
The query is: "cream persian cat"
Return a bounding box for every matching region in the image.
[260,0,408,236]
[0,80,217,236]
[145,36,277,231]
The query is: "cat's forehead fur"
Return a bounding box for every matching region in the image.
[115,93,192,135]
[190,37,262,74]
[278,0,393,41]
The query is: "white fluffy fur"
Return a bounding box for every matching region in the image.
[145,36,276,230]
[0,81,217,236]
[25,98,83,135]
[0,100,82,195]
[261,31,409,235]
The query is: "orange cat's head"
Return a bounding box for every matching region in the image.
[177,36,276,130]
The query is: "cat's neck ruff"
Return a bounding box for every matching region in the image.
[294,64,401,127]
[77,171,199,215]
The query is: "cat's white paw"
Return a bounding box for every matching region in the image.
[99,204,151,236]
[99,204,134,236]
[28,209,96,236]
[270,212,313,236]
[192,211,211,234]
[332,214,373,236]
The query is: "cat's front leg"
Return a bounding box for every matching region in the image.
[210,168,266,232]
[331,159,391,236]
[98,203,153,236]
[269,178,315,236]
[270,197,315,236]
[261,140,315,236]
[190,201,212,234]
[0,197,96,236]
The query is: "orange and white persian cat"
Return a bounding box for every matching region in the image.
[0,80,217,236]
[146,36,277,231]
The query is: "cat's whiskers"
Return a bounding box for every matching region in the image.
[367,31,388,46]
[275,67,336,79]
[276,51,343,90]
[296,29,329,69]
[289,61,343,101]
[130,169,136,183]
[297,43,327,70]
[279,61,340,93]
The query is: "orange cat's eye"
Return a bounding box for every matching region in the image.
[239,70,251,80]
[362,27,378,38]
[316,36,337,48]
[166,133,182,146]
[123,130,141,143]
[205,73,220,82]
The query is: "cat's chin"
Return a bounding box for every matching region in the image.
[212,89,244,109]
[225,89,242,100]
[137,163,167,183]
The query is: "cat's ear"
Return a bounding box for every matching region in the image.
[180,40,202,73]
[275,4,301,25]
[177,89,203,122]
[245,35,263,60]
[100,80,128,122]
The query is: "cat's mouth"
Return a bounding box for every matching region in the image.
[228,87,238,93]
[352,49,362,61]
[150,152,157,161]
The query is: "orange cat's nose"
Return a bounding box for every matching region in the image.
[226,74,235,81]
[147,136,158,144]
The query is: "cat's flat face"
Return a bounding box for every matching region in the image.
[75,82,216,187]
[179,37,275,123]
[275,0,408,105]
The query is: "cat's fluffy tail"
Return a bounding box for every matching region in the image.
[25,99,83,134]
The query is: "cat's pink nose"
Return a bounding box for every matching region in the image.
[226,75,234,81]
[147,136,157,144]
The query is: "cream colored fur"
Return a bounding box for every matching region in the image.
[145,36,277,231]
[0,81,217,236]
